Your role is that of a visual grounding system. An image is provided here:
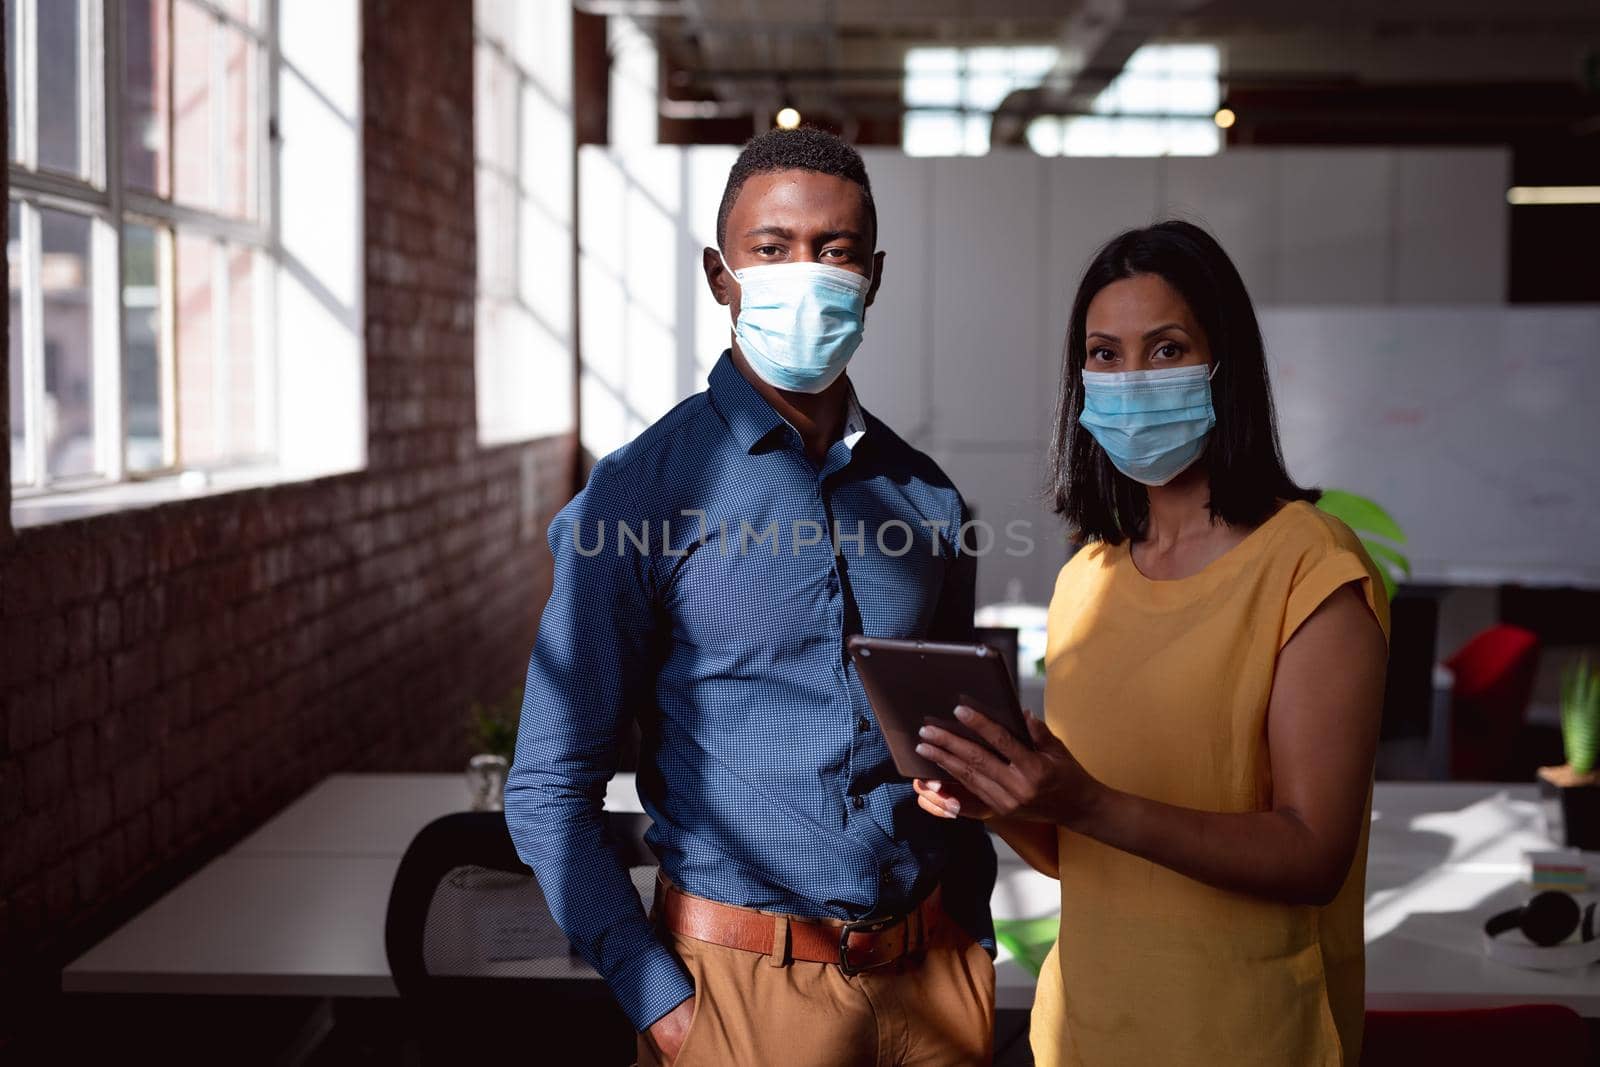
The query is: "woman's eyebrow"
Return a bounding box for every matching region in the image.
[1086,330,1119,342]
[1143,322,1188,339]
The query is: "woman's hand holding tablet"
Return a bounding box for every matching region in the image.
[846,635,1034,780]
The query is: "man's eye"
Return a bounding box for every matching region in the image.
[754,245,781,256]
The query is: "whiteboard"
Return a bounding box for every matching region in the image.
[1261,306,1600,587]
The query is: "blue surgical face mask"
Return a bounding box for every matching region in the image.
[1078,363,1219,486]
[721,254,871,394]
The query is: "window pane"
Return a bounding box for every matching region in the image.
[174,231,215,464]
[475,43,516,174]
[8,202,24,484]
[38,0,84,176]
[215,0,259,28]
[903,48,961,109]
[124,0,172,197]
[219,28,256,219]
[40,208,96,479]
[477,171,515,298]
[123,221,169,473]
[7,0,18,164]
[173,0,213,209]
[225,245,257,457]
[903,112,966,158]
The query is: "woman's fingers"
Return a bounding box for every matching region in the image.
[952,705,1031,763]
[915,734,1016,814]
[1022,709,1058,748]
[917,722,1005,775]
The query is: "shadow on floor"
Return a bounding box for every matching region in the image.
[48,993,1036,1065]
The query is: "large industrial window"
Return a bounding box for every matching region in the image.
[8,0,365,518]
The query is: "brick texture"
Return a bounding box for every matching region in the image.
[0,1,577,1051]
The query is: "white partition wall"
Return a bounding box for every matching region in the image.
[576,145,1591,604]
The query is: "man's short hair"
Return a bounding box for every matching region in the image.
[715,127,877,251]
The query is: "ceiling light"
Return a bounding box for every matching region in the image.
[775,107,801,130]
[1213,107,1236,130]
[1506,186,1600,206]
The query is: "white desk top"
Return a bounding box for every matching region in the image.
[65,776,1595,1015]
[231,773,644,857]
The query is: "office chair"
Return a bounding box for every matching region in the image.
[1363,1004,1589,1065]
[1446,624,1542,780]
[385,809,655,1066]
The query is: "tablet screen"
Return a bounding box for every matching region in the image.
[847,636,1032,779]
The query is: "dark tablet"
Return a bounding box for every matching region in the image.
[846,635,1033,780]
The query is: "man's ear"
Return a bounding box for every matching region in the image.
[864,249,887,309]
[703,246,733,307]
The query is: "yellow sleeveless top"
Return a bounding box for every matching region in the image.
[1029,501,1390,1067]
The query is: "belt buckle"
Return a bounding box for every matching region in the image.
[838,914,905,977]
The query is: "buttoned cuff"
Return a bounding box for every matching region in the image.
[610,939,696,1032]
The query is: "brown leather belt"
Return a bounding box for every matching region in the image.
[651,871,944,976]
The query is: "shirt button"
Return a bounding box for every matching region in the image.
[857,716,870,734]
[851,794,866,810]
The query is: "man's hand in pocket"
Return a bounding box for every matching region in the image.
[647,995,696,1063]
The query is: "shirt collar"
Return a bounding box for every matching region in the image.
[841,381,868,451]
[708,349,870,455]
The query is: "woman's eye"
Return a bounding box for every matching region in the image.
[1087,347,1115,363]
[1154,342,1183,360]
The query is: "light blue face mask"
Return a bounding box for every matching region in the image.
[721,254,871,394]
[1079,363,1219,486]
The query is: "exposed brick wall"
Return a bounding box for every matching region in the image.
[0,0,577,1050]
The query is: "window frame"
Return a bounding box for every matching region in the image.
[8,0,279,498]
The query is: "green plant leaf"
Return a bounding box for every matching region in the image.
[1561,657,1600,773]
[1361,540,1412,578]
[1317,490,1407,544]
[993,917,1059,978]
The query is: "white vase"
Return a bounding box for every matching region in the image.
[467,753,509,811]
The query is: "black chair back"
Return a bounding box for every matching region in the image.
[383,808,654,1064]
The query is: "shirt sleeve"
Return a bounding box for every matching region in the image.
[503,460,694,1032]
[1278,523,1391,651]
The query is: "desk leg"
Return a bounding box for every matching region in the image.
[270,996,335,1067]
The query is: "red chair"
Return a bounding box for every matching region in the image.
[1363,1005,1589,1065]
[1446,624,1540,780]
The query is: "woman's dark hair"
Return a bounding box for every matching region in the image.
[1047,219,1317,544]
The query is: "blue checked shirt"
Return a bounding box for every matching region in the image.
[505,350,996,1032]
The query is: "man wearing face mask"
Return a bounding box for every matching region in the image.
[505,129,998,1066]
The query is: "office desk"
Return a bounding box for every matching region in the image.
[62,777,1594,1014]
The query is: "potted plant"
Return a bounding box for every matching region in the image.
[465,687,521,812]
[1538,658,1600,849]
[1314,489,1411,603]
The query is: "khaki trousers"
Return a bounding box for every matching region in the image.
[636,909,995,1067]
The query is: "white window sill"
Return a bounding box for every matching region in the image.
[9,463,357,529]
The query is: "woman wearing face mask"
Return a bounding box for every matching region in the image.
[911,220,1391,1066]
